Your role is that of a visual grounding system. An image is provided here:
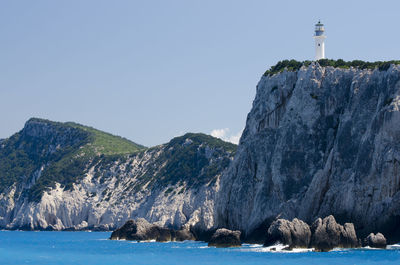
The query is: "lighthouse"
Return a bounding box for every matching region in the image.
[313,21,326,60]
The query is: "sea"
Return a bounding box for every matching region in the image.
[1,231,400,265]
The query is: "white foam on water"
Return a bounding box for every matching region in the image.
[387,244,400,250]
[240,244,313,253]
[289,248,314,253]
[242,244,263,248]
[361,246,384,250]
[330,248,352,252]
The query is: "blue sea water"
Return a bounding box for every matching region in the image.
[0,231,399,265]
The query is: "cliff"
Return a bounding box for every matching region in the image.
[217,62,400,242]
[0,118,235,231]
[2,61,400,244]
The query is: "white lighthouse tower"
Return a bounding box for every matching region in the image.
[313,21,326,60]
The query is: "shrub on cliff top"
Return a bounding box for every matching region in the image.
[264,59,400,76]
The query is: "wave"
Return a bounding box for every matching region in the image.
[387,244,400,250]
[239,244,313,253]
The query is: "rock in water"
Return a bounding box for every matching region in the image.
[265,219,292,247]
[110,219,154,241]
[265,218,311,248]
[310,215,358,251]
[208,228,241,247]
[172,229,196,241]
[364,233,387,248]
[341,223,359,248]
[110,219,195,242]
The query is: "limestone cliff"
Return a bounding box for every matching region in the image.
[217,63,400,242]
[0,119,235,231]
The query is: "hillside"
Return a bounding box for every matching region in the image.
[65,121,146,156]
[0,118,145,202]
[0,118,236,231]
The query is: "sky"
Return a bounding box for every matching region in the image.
[1,0,399,147]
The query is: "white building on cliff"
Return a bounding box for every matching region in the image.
[313,21,326,60]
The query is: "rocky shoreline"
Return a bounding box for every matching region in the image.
[110,218,195,242]
[110,215,388,251]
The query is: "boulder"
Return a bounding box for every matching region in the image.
[173,228,196,241]
[310,215,358,251]
[110,218,155,241]
[264,218,311,248]
[110,218,195,242]
[364,233,387,248]
[154,227,173,242]
[208,228,241,247]
[340,223,358,248]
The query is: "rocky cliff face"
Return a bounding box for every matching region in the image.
[0,119,235,231]
[217,63,400,242]
[3,62,400,243]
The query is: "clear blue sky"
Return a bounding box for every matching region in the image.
[1,0,399,146]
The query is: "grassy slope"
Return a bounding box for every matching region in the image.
[65,122,146,156]
[0,118,146,201]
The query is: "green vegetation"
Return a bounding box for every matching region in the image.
[167,133,237,153]
[264,59,400,76]
[0,119,90,199]
[0,118,146,201]
[317,59,400,70]
[0,132,40,196]
[66,122,145,156]
[127,133,237,193]
[0,119,235,202]
[264,60,309,76]
[154,133,236,188]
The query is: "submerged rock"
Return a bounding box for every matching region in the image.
[110,219,195,242]
[208,228,241,247]
[364,233,387,248]
[310,215,358,251]
[264,218,311,248]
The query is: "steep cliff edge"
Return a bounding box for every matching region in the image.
[217,62,400,242]
[0,118,235,231]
